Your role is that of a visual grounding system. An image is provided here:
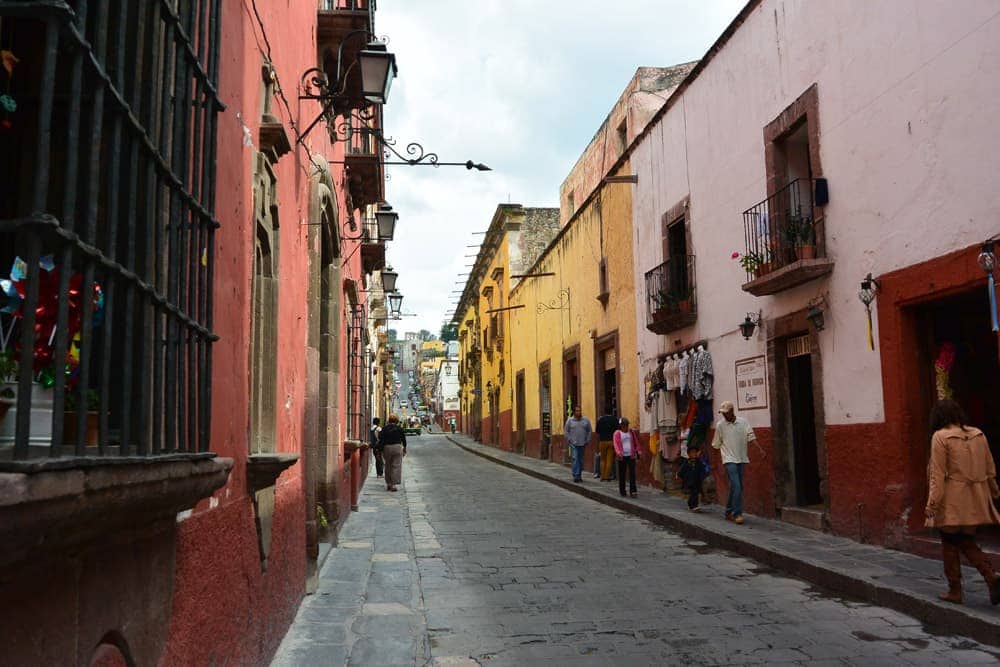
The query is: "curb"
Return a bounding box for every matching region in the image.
[447,436,1000,649]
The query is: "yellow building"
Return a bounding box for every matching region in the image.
[452,205,559,446]
[508,159,639,464]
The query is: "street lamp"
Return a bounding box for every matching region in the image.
[381,266,398,293]
[298,30,398,143]
[388,292,403,317]
[807,302,826,331]
[375,205,398,241]
[739,312,760,340]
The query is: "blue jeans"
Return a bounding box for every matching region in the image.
[571,445,586,480]
[724,462,745,517]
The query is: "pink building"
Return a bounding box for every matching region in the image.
[0,0,393,663]
[630,0,1000,556]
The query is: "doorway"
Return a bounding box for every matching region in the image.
[786,335,821,506]
[515,371,526,453]
[594,333,619,419]
[913,288,1000,542]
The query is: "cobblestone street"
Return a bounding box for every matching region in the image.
[272,434,1000,665]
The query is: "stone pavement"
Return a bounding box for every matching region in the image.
[446,432,1000,649]
[271,434,1000,666]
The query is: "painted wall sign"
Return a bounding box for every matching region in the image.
[735,355,768,410]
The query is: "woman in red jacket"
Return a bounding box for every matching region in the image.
[613,418,642,498]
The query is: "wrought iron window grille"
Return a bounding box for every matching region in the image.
[0,0,223,466]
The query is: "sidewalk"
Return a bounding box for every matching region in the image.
[270,479,431,666]
[446,433,1000,649]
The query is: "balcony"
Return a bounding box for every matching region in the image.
[741,178,832,296]
[644,256,697,334]
[360,216,386,274]
[344,111,385,210]
[318,1,374,64]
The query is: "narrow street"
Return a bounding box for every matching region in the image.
[272,435,1000,666]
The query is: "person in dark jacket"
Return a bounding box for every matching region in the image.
[371,417,384,478]
[677,443,707,511]
[379,414,407,492]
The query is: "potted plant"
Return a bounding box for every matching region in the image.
[0,352,55,446]
[653,289,675,317]
[64,388,100,446]
[784,211,816,260]
[676,287,695,314]
[737,251,767,278]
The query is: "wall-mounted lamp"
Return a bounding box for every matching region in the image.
[859,273,879,349]
[374,205,398,241]
[381,266,398,293]
[807,304,826,331]
[388,292,403,317]
[739,311,761,340]
[298,31,397,143]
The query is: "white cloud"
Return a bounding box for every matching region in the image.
[378,0,746,334]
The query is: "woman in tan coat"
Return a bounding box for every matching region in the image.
[925,399,1000,605]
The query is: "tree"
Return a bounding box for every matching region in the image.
[439,323,458,342]
[418,329,433,341]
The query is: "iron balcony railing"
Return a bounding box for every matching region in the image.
[741,178,825,282]
[319,0,375,10]
[644,256,697,334]
[0,0,223,466]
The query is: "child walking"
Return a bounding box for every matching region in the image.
[677,443,707,511]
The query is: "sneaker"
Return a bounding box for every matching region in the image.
[734,515,744,525]
[593,473,600,478]
[573,478,583,483]
[690,505,701,512]
[630,492,638,498]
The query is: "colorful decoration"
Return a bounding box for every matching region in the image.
[978,243,998,333]
[934,342,956,400]
[2,256,105,386]
[0,48,16,130]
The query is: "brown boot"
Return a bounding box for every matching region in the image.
[958,536,1000,605]
[939,540,963,604]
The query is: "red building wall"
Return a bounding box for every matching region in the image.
[162,1,365,663]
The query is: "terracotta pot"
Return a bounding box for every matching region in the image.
[795,245,816,260]
[677,299,693,314]
[64,411,99,446]
[754,262,773,279]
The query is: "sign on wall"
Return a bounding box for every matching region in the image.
[735,355,768,411]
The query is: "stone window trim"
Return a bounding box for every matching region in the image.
[763,83,822,198]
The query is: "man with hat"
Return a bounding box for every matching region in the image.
[711,400,756,525]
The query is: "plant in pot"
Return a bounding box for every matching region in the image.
[64,388,100,446]
[654,289,676,317]
[736,250,766,278]
[676,287,695,314]
[784,211,816,260]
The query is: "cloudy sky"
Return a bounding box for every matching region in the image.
[378,1,746,336]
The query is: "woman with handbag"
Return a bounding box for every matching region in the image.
[925,399,1000,605]
[613,418,642,498]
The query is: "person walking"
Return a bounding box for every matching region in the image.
[613,418,641,497]
[370,417,384,479]
[711,400,755,525]
[925,399,1000,605]
[677,442,707,511]
[595,413,618,481]
[379,414,407,492]
[564,405,592,483]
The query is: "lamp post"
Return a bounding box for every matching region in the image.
[374,205,398,242]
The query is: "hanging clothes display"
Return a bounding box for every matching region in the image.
[690,348,715,400]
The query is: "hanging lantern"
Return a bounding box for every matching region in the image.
[858,273,879,351]
[977,241,998,333]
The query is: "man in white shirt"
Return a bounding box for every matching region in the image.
[711,400,756,525]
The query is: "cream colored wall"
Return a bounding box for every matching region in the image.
[630,0,1000,429]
